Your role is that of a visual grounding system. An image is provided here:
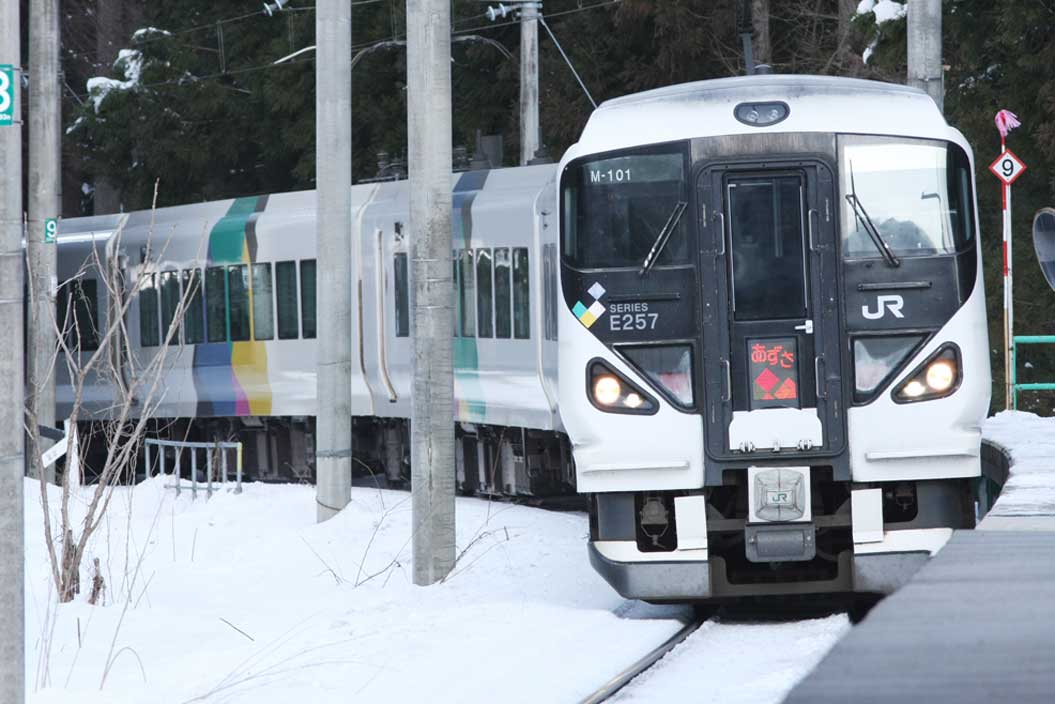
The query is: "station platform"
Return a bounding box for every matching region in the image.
[784,412,1055,704]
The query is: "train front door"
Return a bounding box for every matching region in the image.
[697,162,846,480]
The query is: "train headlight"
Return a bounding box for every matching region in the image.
[894,344,962,403]
[623,392,644,409]
[734,101,789,127]
[901,380,927,398]
[925,359,956,392]
[593,375,622,406]
[588,360,658,414]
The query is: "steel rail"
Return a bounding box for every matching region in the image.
[578,617,706,704]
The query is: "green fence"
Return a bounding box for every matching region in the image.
[1011,335,1055,409]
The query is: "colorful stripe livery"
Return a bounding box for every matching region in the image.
[453,171,489,422]
[192,195,273,417]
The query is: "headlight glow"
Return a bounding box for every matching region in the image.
[593,375,621,406]
[925,359,956,392]
[893,344,961,403]
[587,360,658,414]
[902,380,927,398]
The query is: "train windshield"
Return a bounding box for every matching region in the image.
[839,137,975,258]
[561,147,689,269]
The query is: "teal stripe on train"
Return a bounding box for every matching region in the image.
[453,171,489,421]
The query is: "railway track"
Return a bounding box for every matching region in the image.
[578,617,707,704]
[578,601,854,704]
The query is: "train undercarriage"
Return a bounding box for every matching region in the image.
[72,416,576,500]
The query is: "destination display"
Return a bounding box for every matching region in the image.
[748,337,800,410]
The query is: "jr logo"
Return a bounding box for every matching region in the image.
[862,294,905,320]
[766,490,792,506]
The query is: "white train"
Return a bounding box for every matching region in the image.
[559,75,990,600]
[57,74,990,601]
[57,166,570,494]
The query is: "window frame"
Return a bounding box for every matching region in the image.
[227,264,251,342]
[159,269,182,345]
[139,272,160,348]
[393,252,410,338]
[837,135,978,261]
[275,260,300,340]
[205,266,227,343]
[494,247,512,339]
[300,259,317,339]
[513,247,531,340]
[475,248,493,339]
[251,262,275,341]
[559,140,693,272]
[182,268,205,345]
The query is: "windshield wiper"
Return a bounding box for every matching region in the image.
[639,201,688,277]
[845,162,899,268]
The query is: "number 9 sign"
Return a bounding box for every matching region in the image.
[44,218,57,244]
[989,149,1026,186]
[0,65,13,125]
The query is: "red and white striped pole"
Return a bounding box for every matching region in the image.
[995,109,1021,409]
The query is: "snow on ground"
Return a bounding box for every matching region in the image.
[615,615,850,704]
[25,477,691,703]
[982,411,1055,526]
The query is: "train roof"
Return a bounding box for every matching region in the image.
[567,74,966,161]
[56,163,556,243]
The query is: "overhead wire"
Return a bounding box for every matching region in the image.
[66,0,622,102]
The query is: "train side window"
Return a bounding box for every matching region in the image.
[460,249,476,337]
[393,253,409,338]
[513,247,530,339]
[543,243,557,341]
[159,270,181,345]
[139,273,159,347]
[228,265,251,342]
[275,261,299,340]
[948,145,976,248]
[300,259,317,339]
[252,263,275,341]
[182,269,205,344]
[58,279,100,351]
[205,267,227,342]
[452,250,461,337]
[494,247,512,338]
[476,248,493,338]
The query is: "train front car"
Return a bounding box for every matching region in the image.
[558,76,990,602]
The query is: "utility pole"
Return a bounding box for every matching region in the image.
[0,1,25,700]
[907,0,943,112]
[28,0,61,483]
[314,0,353,522]
[407,0,456,585]
[519,1,541,165]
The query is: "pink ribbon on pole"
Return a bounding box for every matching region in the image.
[994,109,1021,139]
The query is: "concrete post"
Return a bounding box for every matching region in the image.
[407,0,456,585]
[907,0,943,112]
[0,3,25,700]
[28,0,60,482]
[519,2,540,165]
[314,0,354,522]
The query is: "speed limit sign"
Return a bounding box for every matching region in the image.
[989,149,1027,186]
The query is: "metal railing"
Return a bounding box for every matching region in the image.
[144,438,243,498]
[1011,335,1055,409]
